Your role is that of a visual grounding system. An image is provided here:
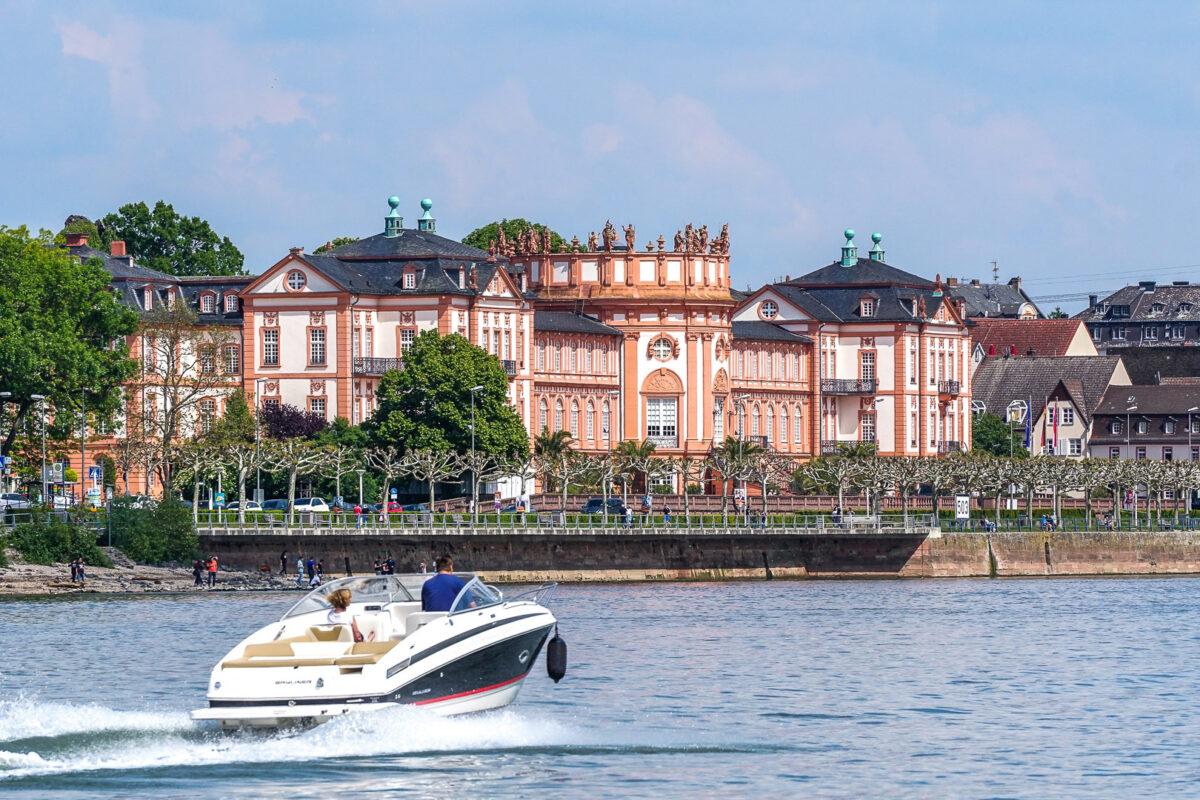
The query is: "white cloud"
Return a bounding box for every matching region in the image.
[581,123,623,157]
[58,20,155,121]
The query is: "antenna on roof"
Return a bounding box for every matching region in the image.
[991,260,999,283]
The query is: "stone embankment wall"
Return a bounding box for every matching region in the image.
[199,530,1200,581]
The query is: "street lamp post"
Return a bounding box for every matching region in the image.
[356,468,365,507]
[31,395,46,505]
[469,385,483,514]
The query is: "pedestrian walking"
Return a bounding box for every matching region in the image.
[193,559,203,586]
[306,558,316,581]
[316,560,324,582]
[663,504,672,524]
[354,504,363,529]
[279,551,288,575]
[494,492,502,513]
[207,556,218,587]
[296,557,305,587]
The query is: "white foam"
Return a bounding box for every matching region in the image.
[0,701,589,780]
[0,697,189,742]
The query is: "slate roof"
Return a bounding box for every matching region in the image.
[769,282,946,323]
[1092,384,1200,416]
[943,279,1041,318]
[731,321,813,343]
[1075,282,1200,322]
[790,257,934,288]
[971,355,1125,421]
[971,318,1088,358]
[174,276,252,326]
[326,230,490,261]
[532,311,620,336]
[1103,346,1200,385]
[65,244,174,282]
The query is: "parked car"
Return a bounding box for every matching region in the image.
[580,497,625,515]
[500,502,536,513]
[371,501,402,513]
[1,493,31,510]
[329,498,357,512]
[261,499,288,511]
[293,497,330,513]
[224,501,261,512]
[400,503,430,513]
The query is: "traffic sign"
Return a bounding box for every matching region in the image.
[390,487,398,498]
[955,494,970,520]
[88,466,102,481]
[215,492,225,505]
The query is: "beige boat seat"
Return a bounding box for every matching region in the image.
[334,640,401,666]
[308,625,353,642]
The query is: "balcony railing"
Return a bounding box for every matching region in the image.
[353,357,403,376]
[938,380,961,395]
[501,359,517,376]
[938,441,962,454]
[646,435,679,449]
[821,378,877,394]
[821,439,876,455]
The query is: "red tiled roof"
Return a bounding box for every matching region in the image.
[971,318,1085,358]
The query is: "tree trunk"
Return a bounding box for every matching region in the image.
[1084,486,1092,529]
[560,457,569,513]
[237,467,249,524]
[428,478,436,514]
[287,469,298,526]
[192,478,200,523]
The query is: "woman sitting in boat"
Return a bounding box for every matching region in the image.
[326,588,374,642]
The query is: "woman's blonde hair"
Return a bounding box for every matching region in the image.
[327,588,352,610]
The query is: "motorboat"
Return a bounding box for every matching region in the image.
[191,573,562,729]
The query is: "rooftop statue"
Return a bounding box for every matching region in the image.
[622,223,636,252]
[684,223,695,252]
[698,224,709,250]
[602,220,617,252]
[588,231,599,252]
[673,230,684,252]
[487,239,496,257]
[541,228,552,254]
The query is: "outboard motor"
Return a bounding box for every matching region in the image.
[546,628,567,683]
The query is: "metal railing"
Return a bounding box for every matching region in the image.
[937,441,962,454]
[646,435,678,448]
[938,380,960,395]
[353,357,403,375]
[501,359,517,376]
[821,378,876,394]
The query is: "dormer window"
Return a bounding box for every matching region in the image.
[861,300,874,317]
[1165,420,1176,434]
[143,287,153,310]
[403,272,416,289]
[200,293,214,313]
[1181,303,1193,314]
[1136,420,1148,434]
[1111,420,1122,434]
[224,294,238,313]
[1151,303,1165,313]
[286,270,306,291]
[760,300,778,320]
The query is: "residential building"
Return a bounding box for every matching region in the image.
[1076,281,1200,352]
[1089,385,1200,462]
[971,355,1130,457]
[969,318,1098,374]
[942,276,1042,319]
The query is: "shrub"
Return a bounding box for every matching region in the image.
[109,496,198,564]
[8,517,110,566]
[685,484,702,495]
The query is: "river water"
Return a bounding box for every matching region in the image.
[1,578,1198,798]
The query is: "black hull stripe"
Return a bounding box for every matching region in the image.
[209,624,552,709]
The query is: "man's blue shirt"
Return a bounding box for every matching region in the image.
[422,572,467,612]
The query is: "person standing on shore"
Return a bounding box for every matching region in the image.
[70,559,78,582]
[296,557,304,586]
[207,556,218,587]
[279,551,288,575]
[306,558,316,582]
[77,558,86,586]
[192,559,203,586]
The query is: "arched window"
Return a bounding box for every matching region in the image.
[766,406,775,444]
[571,400,580,438]
[539,399,548,432]
[780,407,788,446]
[586,401,595,440]
[751,405,760,437]
[602,401,611,442]
[794,404,803,445]
[555,399,564,431]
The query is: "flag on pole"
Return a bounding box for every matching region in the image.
[1024,395,1032,449]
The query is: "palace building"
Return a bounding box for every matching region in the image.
[62,199,972,497]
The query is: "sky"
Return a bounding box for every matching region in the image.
[4,1,1200,313]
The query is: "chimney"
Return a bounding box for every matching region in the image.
[63,232,88,247]
[1010,344,1016,356]
[1007,276,1022,290]
[1139,280,1156,293]
[868,232,885,262]
[988,344,995,355]
[970,279,981,287]
[110,240,126,257]
[840,229,857,267]
[417,198,436,232]
[1026,347,1035,357]
[947,276,958,287]
[289,246,304,256]
[384,195,404,238]
[1088,294,1097,308]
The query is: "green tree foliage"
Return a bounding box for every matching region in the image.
[367,331,528,461]
[1048,307,1069,319]
[108,495,198,564]
[7,515,110,566]
[0,226,140,454]
[59,214,100,241]
[971,412,1029,458]
[461,219,565,253]
[206,390,256,445]
[313,237,360,254]
[98,201,245,276]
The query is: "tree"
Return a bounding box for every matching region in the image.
[461,219,565,253]
[363,446,408,506]
[260,403,329,440]
[1048,307,1069,319]
[97,201,245,276]
[222,442,272,523]
[971,412,1028,458]
[322,444,361,504]
[134,302,239,493]
[367,331,528,461]
[266,439,327,525]
[207,390,255,444]
[401,449,463,511]
[110,432,155,495]
[313,237,360,254]
[0,226,139,456]
[615,439,658,495]
[175,441,224,521]
[533,428,574,492]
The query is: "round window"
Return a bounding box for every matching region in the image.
[286,270,306,291]
[651,337,673,361]
[760,300,778,319]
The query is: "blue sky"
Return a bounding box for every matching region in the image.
[4,1,1199,311]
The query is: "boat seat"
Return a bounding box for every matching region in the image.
[221,656,340,668]
[403,612,445,635]
[308,625,352,642]
[333,640,401,666]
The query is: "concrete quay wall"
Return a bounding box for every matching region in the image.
[198,530,1200,581]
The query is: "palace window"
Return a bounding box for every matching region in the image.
[713,397,724,440]
[760,300,778,319]
[751,406,760,437]
[200,347,215,375]
[199,398,216,434]
[224,345,240,374]
[860,300,874,317]
[309,397,327,419]
[263,329,279,366]
[225,294,238,313]
[586,401,595,440]
[200,294,214,313]
[539,399,548,432]
[646,397,677,440]
[779,408,788,446]
[262,397,280,412]
[861,351,876,381]
[651,337,673,361]
[537,341,545,370]
[365,328,373,357]
[766,406,775,443]
[403,272,416,289]
[400,329,415,352]
[861,412,876,443]
[570,401,579,438]
[585,345,593,372]
[353,328,360,359]
[286,270,306,291]
[602,401,611,442]
[795,406,804,445]
[143,287,153,310]
[555,399,563,431]
[309,328,326,366]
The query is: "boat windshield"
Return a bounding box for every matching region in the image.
[283,575,417,619]
[448,576,503,615]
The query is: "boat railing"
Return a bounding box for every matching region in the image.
[504,582,558,607]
